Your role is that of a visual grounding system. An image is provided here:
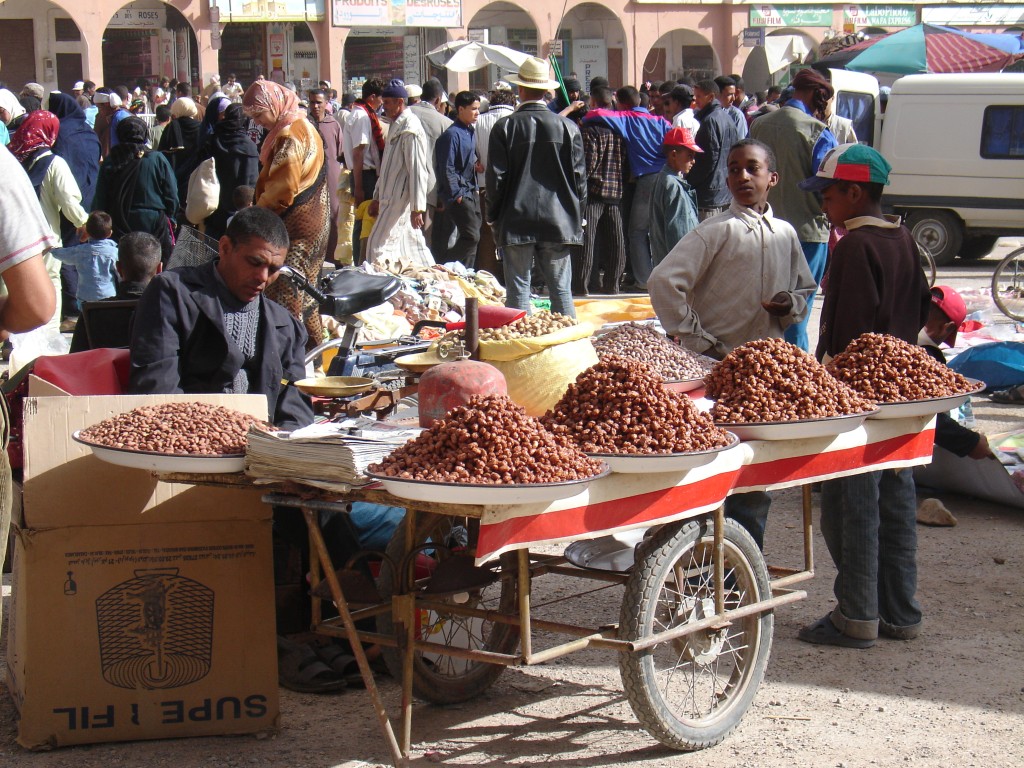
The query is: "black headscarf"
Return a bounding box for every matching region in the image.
[103,117,153,237]
[211,104,258,157]
[48,92,101,208]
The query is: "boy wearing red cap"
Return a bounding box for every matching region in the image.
[799,143,931,648]
[649,127,702,267]
[921,286,994,460]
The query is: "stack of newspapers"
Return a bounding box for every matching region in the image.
[245,418,422,492]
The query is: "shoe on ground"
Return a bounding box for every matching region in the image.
[797,613,875,649]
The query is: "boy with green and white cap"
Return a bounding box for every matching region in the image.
[798,143,932,649]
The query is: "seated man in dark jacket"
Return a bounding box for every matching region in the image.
[128,206,313,430]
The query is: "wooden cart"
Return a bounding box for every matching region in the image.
[161,414,936,767]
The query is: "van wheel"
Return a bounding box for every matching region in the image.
[907,211,963,267]
[960,236,999,261]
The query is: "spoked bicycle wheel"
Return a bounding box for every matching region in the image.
[376,512,521,704]
[918,242,937,288]
[618,518,773,750]
[992,246,1024,322]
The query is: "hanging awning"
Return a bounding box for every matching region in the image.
[764,35,811,73]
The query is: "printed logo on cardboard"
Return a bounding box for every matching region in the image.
[95,569,214,689]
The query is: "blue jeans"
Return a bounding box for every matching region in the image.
[784,241,828,351]
[628,173,659,289]
[501,242,576,318]
[820,469,922,640]
[725,491,771,550]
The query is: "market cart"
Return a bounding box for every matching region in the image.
[160,413,936,768]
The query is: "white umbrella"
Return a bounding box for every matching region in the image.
[426,40,531,73]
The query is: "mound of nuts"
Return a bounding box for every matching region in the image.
[79,403,268,455]
[543,356,732,454]
[826,333,975,402]
[592,323,714,380]
[368,394,604,484]
[705,338,875,423]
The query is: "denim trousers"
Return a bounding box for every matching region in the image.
[820,469,922,640]
[784,240,828,351]
[725,490,771,550]
[628,173,659,289]
[501,242,576,317]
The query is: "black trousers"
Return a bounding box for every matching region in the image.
[441,194,481,269]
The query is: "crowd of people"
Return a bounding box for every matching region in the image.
[0,54,995,674]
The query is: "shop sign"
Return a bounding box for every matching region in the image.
[922,5,1024,27]
[209,0,326,23]
[843,5,916,28]
[108,3,166,29]
[749,6,833,27]
[404,35,421,87]
[269,33,286,57]
[572,39,606,86]
[743,27,766,46]
[333,0,461,27]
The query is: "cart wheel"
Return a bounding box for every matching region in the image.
[618,518,773,750]
[376,513,520,704]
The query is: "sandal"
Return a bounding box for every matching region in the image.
[990,385,1024,404]
[797,614,875,649]
[277,636,348,694]
[315,644,367,688]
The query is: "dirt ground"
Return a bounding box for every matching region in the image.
[1,257,1023,767]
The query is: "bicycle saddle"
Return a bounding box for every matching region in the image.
[321,269,402,317]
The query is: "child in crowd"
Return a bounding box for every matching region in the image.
[648,126,702,268]
[69,231,164,354]
[649,138,816,550]
[51,211,118,304]
[226,185,255,230]
[353,199,377,266]
[798,143,931,648]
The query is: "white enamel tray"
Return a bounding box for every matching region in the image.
[365,465,611,505]
[715,411,876,441]
[869,378,985,419]
[587,433,739,473]
[72,431,246,474]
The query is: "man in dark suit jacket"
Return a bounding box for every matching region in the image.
[128,206,313,429]
[486,57,586,318]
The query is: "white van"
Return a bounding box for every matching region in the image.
[832,71,1024,265]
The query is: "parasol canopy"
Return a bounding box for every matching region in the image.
[426,41,532,73]
[844,24,1020,74]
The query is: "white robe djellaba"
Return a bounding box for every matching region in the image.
[365,108,434,272]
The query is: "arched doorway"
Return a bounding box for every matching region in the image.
[0,0,85,91]
[102,1,198,88]
[643,29,717,86]
[742,29,817,91]
[466,2,539,90]
[220,21,321,91]
[342,28,447,95]
[555,3,627,89]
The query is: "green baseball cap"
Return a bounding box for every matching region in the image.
[799,143,892,192]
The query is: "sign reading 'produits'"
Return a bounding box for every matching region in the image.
[332,0,461,27]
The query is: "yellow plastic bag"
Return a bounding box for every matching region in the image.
[478,323,596,362]
[574,298,656,327]
[488,338,598,417]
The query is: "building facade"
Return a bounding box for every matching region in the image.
[1,1,1021,97]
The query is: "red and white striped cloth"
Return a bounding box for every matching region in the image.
[474,416,936,563]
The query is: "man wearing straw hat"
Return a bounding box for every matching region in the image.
[486,57,586,318]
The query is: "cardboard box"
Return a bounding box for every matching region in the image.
[8,386,280,749]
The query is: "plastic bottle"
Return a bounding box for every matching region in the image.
[958,399,976,429]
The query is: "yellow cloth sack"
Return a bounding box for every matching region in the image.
[485,337,598,417]
[574,298,656,327]
[477,323,595,362]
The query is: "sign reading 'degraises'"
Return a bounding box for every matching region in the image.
[332,0,462,27]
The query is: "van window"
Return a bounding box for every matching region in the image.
[836,92,874,146]
[981,106,1024,159]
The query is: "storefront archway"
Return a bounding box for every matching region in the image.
[219,21,320,92]
[742,28,818,92]
[466,1,540,90]
[0,0,87,91]
[643,29,717,85]
[555,2,626,89]
[102,0,198,89]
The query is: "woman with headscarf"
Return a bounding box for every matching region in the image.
[200,95,231,145]
[0,88,26,146]
[48,91,103,321]
[196,103,259,239]
[158,96,202,214]
[9,110,90,329]
[242,79,328,350]
[93,116,178,262]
